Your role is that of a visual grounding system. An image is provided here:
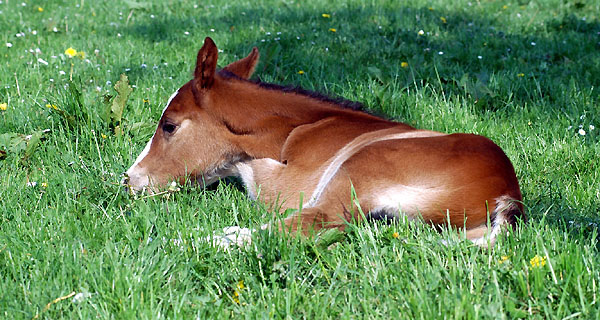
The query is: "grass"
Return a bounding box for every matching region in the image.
[1,0,599,318]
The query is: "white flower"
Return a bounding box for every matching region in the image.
[531,42,536,46]
[417,30,425,36]
[59,70,66,75]
[72,292,92,303]
[590,125,595,131]
[6,42,12,47]
[438,51,444,55]
[477,55,482,59]
[578,129,586,136]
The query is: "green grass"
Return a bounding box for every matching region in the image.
[1,0,599,318]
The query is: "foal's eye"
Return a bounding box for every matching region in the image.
[162,123,177,134]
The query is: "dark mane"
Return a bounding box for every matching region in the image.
[218,69,366,112]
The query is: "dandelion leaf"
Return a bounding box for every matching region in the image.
[0,129,49,162]
[110,74,133,135]
[0,133,28,156]
[23,131,44,161]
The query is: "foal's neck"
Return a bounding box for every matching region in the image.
[213,77,388,160]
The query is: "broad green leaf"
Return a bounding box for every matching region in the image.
[110,74,133,136]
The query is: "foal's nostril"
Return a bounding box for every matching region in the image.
[121,174,133,194]
[120,173,130,186]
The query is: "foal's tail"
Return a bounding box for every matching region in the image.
[468,195,525,247]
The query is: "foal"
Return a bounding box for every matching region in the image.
[125,37,524,247]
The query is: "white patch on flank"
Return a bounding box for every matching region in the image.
[305,130,446,208]
[371,185,443,218]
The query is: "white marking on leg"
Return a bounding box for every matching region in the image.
[305,130,445,207]
[470,195,516,247]
[206,226,254,250]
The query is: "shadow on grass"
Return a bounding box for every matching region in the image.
[118,3,599,107]
[111,2,600,234]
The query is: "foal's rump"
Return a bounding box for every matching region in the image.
[333,132,523,230]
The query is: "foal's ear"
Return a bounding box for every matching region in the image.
[194,37,219,90]
[222,47,260,79]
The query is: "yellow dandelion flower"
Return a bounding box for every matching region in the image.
[0,103,7,111]
[401,62,408,68]
[37,6,44,12]
[517,73,525,77]
[329,28,337,32]
[440,17,447,24]
[232,280,244,304]
[530,255,547,268]
[428,7,434,11]
[101,133,107,139]
[322,13,331,18]
[46,104,59,110]
[392,232,399,238]
[41,182,48,188]
[498,255,509,264]
[77,51,86,59]
[502,5,508,9]
[298,70,305,75]
[143,98,149,103]
[65,47,77,58]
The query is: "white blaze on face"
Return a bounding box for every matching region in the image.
[125,89,179,190]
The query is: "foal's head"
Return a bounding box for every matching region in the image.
[124,37,260,192]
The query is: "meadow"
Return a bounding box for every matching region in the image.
[1,0,599,318]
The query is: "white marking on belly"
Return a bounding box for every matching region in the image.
[126,89,179,172]
[305,130,445,208]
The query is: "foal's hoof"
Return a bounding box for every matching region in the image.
[207,226,253,250]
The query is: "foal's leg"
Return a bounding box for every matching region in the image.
[278,205,350,235]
